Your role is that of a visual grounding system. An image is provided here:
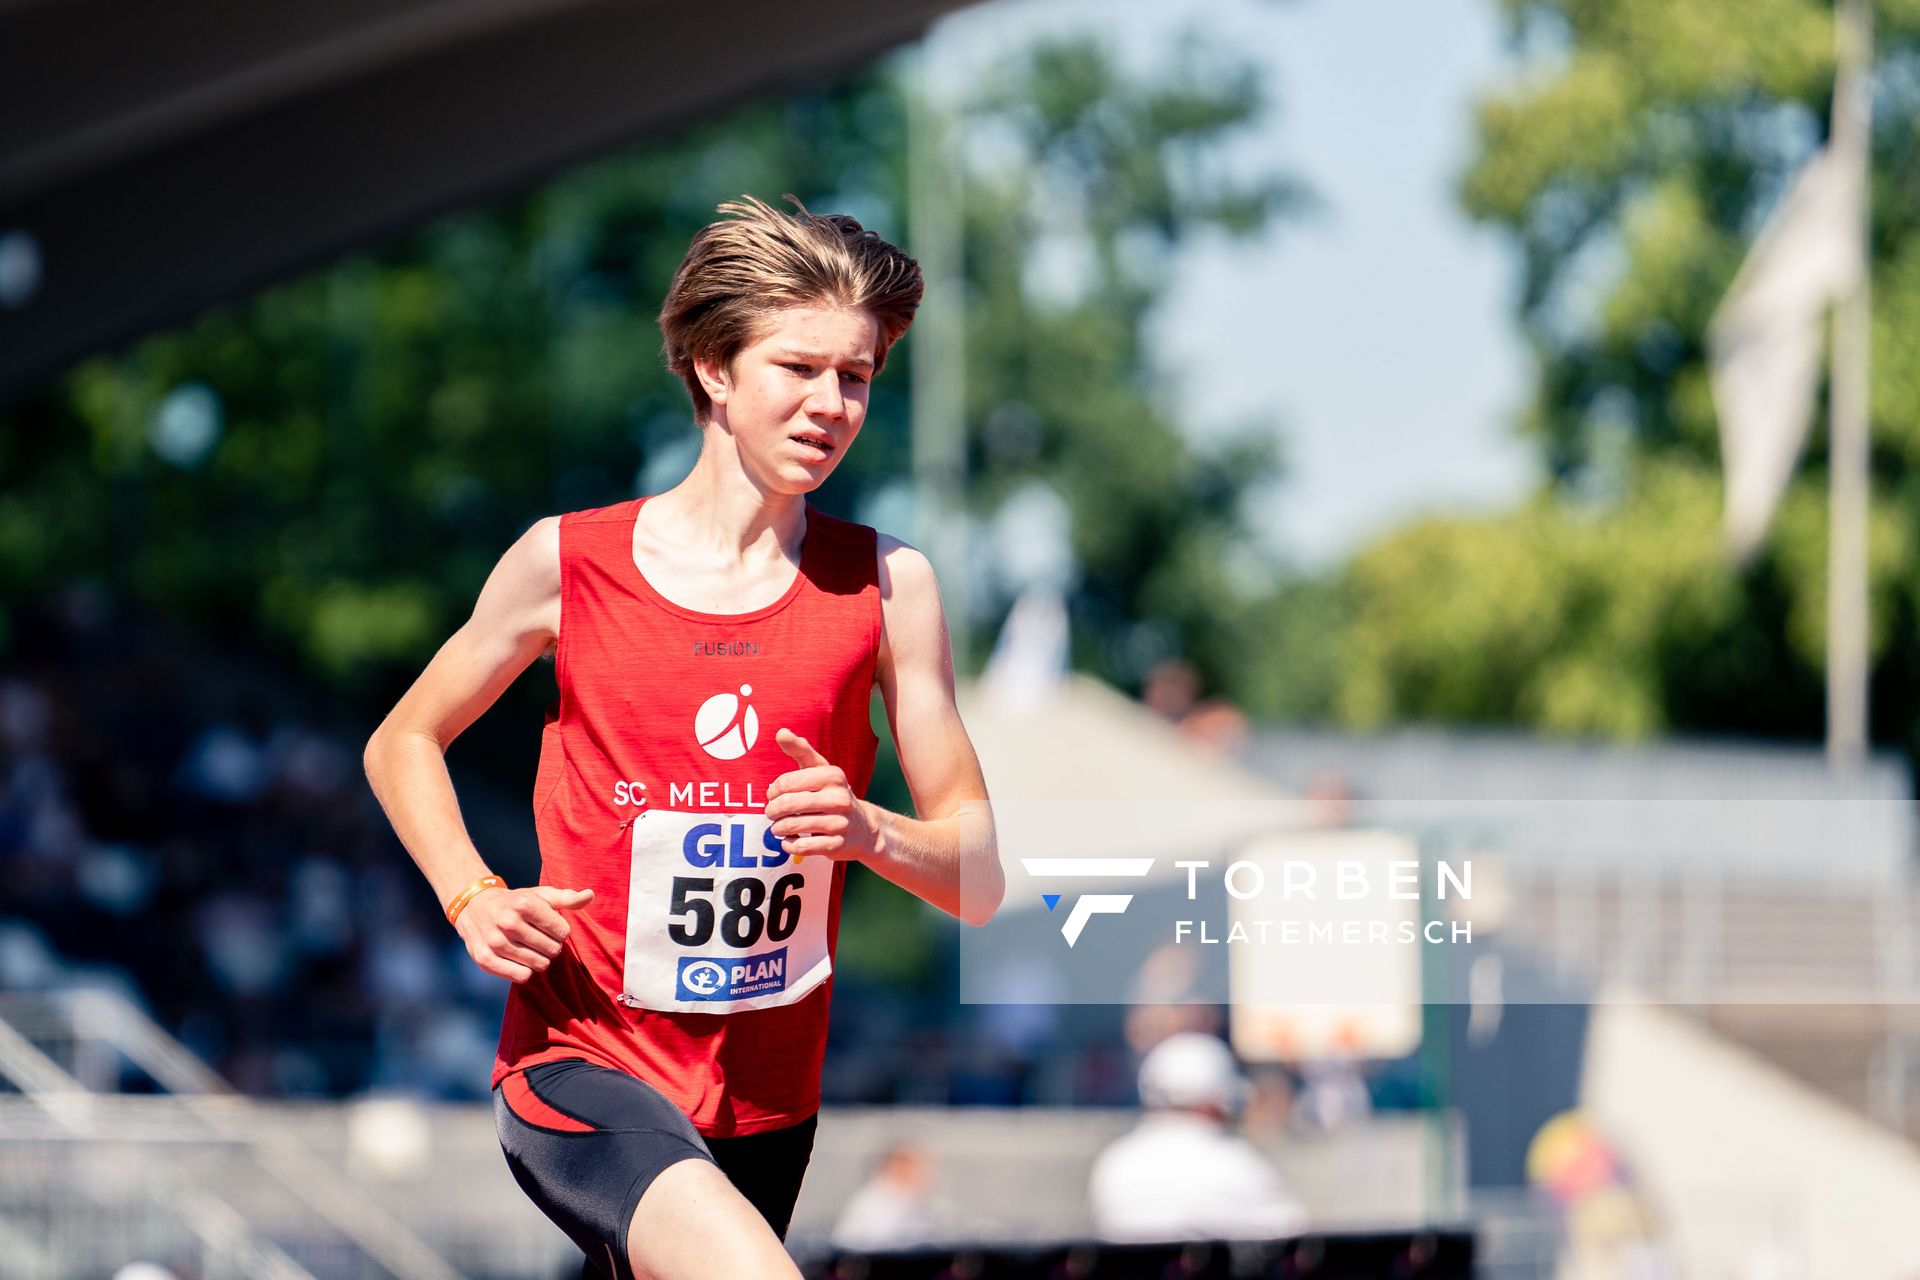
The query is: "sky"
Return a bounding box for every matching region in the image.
[927,0,1538,570]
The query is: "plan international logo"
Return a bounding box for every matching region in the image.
[1020,858,1156,947]
[676,948,789,1001]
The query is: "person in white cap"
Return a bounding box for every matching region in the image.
[1088,1032,1309,1241]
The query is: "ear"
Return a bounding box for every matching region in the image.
[692,352,733,408]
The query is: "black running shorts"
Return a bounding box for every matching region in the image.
[493,1058,818,1280]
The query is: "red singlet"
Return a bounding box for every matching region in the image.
[491,494,881,1137]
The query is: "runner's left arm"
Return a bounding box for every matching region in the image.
[866,534,1002,925]
[763,534,1003,926]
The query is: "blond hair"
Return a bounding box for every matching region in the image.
[658,194,923,424]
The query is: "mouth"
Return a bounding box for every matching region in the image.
[789,432,836,462]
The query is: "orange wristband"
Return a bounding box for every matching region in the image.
[445,874,506,926]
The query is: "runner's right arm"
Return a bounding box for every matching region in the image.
[362,516,593,982]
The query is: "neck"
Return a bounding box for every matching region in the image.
[650,427,807,558]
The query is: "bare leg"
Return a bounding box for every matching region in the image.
[624,1157,803,1280]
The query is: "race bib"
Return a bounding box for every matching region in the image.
[617,810,834,1013]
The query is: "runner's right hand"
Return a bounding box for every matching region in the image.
[455,885,594,983]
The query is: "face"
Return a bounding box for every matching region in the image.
[694,303,880,494]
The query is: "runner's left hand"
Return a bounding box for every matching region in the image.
[765,728,876,863]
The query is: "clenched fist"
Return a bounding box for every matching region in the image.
[455,884,593,983]
[764,728,878,864]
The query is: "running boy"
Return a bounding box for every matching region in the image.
[363,195,1004,1279]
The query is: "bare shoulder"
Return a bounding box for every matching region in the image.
[874,531,949,669]
[875,530,938,599]
[503,514,563,593]
[473,515,562,640]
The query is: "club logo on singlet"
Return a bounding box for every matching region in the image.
[695,684,758,760]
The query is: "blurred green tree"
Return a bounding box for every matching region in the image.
[1306,0,1920,754]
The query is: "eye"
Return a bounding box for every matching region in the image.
[784,363,813,376]
[841,371,870,386]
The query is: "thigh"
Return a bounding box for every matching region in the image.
[494,1059,713,1280]
[703,1114,819,1240]
[625,1155,802,1280]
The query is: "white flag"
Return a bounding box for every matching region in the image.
[1709,144,1864,563]
[981,586,1068,712]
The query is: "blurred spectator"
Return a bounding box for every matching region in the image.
[831,1142,942,1250]
[1140,658,1248,754]
[0,677,52,750]
[1141,658,1202,721]
[968,951,1065,1102]
[1526,1110,1676,1280]
[1088,1032,1309,1242]
[198,890,289,996]
[175,723,270,806]
[1303,769,1357,828]
[1241,1064,1296,1137]
[1124,943,1224,1056]
[110,1264,182,1280]
[1292,1056,1372,1134]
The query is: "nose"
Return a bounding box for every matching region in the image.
[806,371,846,420]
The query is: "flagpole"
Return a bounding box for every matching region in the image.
[909,40,970,675]
[1827,0,1872,765]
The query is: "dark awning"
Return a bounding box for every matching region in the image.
[0,0,973,406]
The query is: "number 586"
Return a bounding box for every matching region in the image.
[668,874,804,948]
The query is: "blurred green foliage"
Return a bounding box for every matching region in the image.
[1292,0,1920,755]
